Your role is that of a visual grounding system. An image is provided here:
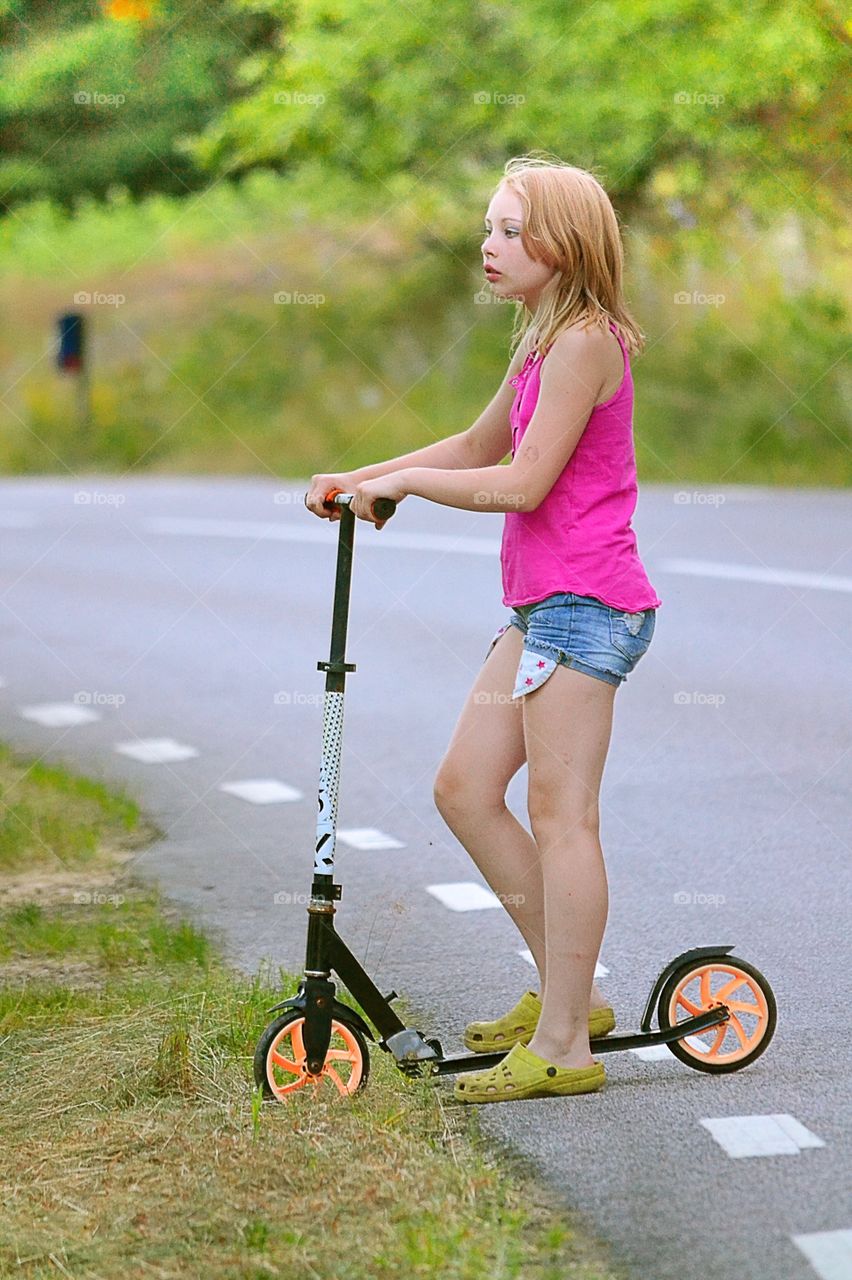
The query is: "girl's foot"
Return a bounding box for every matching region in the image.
[524,1035,595,1070]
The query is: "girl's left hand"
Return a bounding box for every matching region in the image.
[350,472,409,529]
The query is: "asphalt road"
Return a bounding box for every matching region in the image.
[1,476,849,1280]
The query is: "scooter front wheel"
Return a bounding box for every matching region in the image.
[254,1011,370,1100]
[657,953,776,1074]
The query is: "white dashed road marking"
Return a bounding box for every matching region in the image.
[700,1114,825,1158]
[791,1229,852,1280]
[427,882,502,911]
[114,738,199,763]
[336,827,406,850]
[19,703,100,727]
[219,779,303,804]
[630,1044,672,1061]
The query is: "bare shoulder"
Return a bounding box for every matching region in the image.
[541,324,613,398]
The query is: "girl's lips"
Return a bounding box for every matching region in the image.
[484,267,502,278]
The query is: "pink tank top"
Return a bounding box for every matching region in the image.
[500,321,662,612]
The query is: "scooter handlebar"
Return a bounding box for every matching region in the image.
[322,487,397,524]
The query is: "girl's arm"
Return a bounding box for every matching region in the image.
[399,329,606,514]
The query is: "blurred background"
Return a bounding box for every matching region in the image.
[0,0,849,485]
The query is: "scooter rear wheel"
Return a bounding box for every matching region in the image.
[657,953,776,1074]
[254,1011,370,1100]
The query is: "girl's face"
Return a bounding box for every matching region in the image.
[481,183,557,309]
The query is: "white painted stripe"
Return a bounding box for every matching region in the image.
[114,737,199,763]
[19,702,100,727]
[336,827,406,850]
[700,1114,825,1158]
[518,948,608,979]
[427,882,502,911]
[142,515,499,557]
[219,779,303,804]
[792,1229,852,1280]
[630,1044,671,1061]
[658,557,852,594]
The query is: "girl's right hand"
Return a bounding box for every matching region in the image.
[304,472,358,522]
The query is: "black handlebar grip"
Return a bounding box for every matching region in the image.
[371,497,397,522]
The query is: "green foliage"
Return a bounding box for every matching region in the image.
[0,0,280,210]
[189,0,850,237]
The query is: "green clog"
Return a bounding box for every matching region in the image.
[463,989,615,1053]
[454,1040,606,1103]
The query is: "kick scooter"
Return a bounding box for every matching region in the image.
[254,491,777,1099]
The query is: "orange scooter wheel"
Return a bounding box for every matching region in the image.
[657,954,776,1074]
[254,1012,370,1100]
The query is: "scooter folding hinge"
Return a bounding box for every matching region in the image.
[383,1028,440,1063]
[317,660,357,674]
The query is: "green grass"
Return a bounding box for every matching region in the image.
[0,742,624,1280]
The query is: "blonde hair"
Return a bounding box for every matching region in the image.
[494,154,646,359]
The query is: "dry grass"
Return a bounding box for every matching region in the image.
[0,744,623,1280]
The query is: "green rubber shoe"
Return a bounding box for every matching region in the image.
[455,1040,606,1103]
[463,989,616,1053]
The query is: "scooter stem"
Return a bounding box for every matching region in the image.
[314,490,396,875]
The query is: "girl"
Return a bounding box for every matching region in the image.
[305,155,661,1103]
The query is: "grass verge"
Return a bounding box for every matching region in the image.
[0,741,623,1279]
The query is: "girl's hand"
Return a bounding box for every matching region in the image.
[304,472,358,522]
[350,472,409,529]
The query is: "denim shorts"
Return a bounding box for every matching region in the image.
[484,591,656,696]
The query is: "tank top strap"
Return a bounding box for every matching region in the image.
[608,320,628,356]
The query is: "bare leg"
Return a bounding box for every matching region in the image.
[434,626,609,1010]
[521,661,617,1069]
